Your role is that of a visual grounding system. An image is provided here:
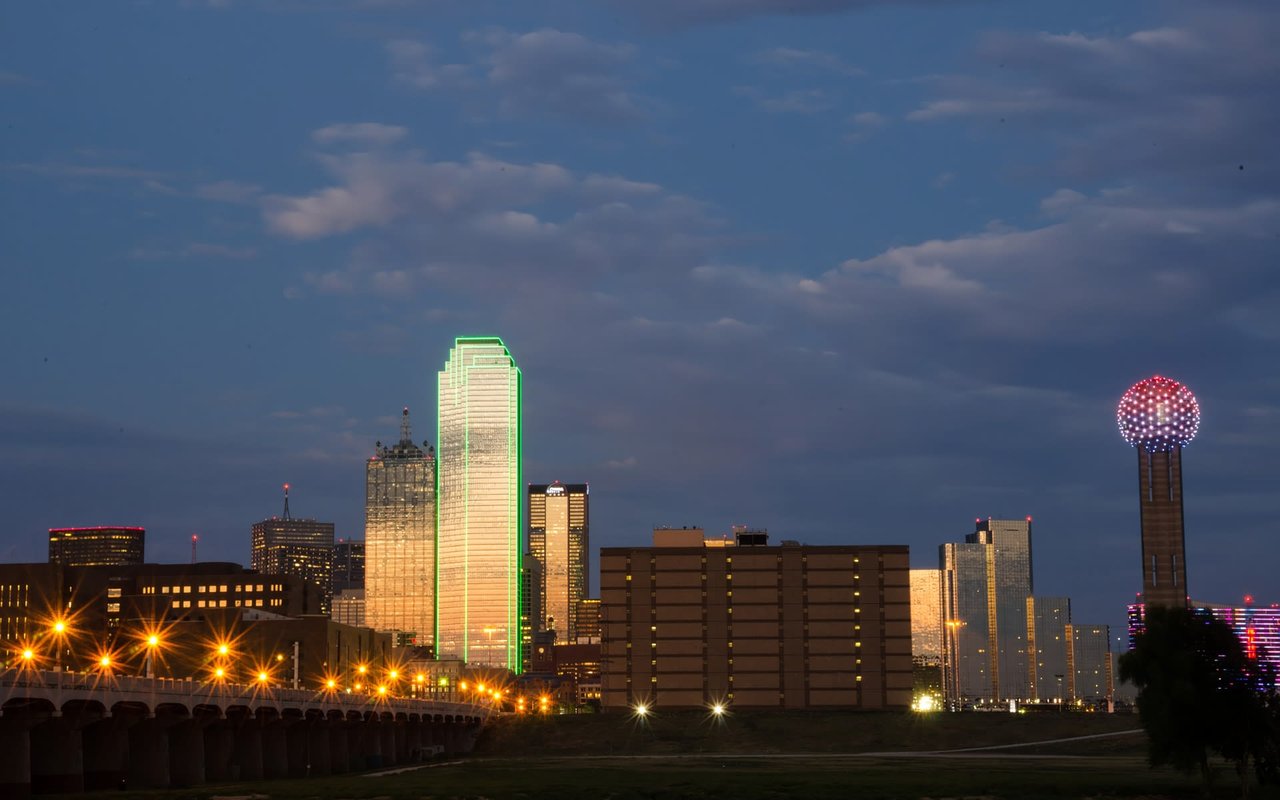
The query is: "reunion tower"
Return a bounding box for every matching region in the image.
[1117,375,1201,608]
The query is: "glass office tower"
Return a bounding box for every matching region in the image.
[940,541,992,704]
[365,407,436,647]
[1026,595,1071,702]
[969,518,1033,702]
[528,482,589,642]
[436,337,522,671]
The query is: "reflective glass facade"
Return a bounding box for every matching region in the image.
[365,408,436,646]
[1026,595,1071,702]
[436,337,522,671]
[528,482,589,642]
[1066,623,1113,702]
[940,542,991,703]
[909,568,942,663]
[969,518,1033,701]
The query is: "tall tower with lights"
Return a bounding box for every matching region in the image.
[436,337,522,671]
[365,407,436,647]
[1117,375,1200,609]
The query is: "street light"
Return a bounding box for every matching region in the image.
[144,633,161,679]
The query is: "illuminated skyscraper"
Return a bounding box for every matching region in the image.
[909,569,942,698]
[365,408,436,647]
[528,482,589,642]
[1117,375,1200,608]
[940,541,990,703]
[970,518,1033,701]
[1026,595,1071,703]
[48,526,145,567]
[331,538,365,595]
[940,517,1033,704]
[436,337,522,671]
[251,486,334,614]
[1066,623,1114,704]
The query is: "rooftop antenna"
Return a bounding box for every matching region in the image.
[400,406,412,444]
[191,534,198,564]
[282,483,292,520]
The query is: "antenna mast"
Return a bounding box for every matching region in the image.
[282,483,292,520]
[191,534,198,564]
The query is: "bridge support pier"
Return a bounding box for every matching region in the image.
[344,720,366,772]
[285,716,310,778]
[82,716,129,791]
[231,718,263,781]
[0,717,32,800]
[364,717,384,770]
[380,716,398,767]
[168,718,206,788]
[261,719,289,780]
[30,716,83,794]
[128,718,170,789]
[327,719,349,774]
[306,720,331,776]
[203,720,235,782]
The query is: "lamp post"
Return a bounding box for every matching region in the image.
[144,634,160,679]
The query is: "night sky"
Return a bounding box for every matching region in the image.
[3,1,1277,638]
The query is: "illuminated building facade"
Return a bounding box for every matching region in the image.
[250,486,334,614]
[1129,600,1280,690]
[575,598,601,644]
[940,541,990,703]
[48,526,145,567]
[1026,595,1071,702]
[332,588,366,628]
[1117,375,1200,608]
[1066,623,1113,704]
[0,561,324,672]
[364,407,436,647]
[940,518,1034,704]
[436,337,522,671]
[601,533,912,710]
[528,482,589,642]
[909,569,942,696]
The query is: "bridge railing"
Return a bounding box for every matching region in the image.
[0,668,493,718]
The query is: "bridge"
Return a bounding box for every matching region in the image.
[0,669,492,797]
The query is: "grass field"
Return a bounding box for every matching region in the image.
[72,711,1280,800]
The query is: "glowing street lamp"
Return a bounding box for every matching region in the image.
[633,703,650,719]
[710,703,726,718]
[143,633,162,679]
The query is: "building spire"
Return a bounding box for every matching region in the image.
[400,406,412,444]
[282,483,292,520]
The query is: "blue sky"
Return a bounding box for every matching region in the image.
[3,0,1277,635]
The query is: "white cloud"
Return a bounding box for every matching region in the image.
[312,123,409,147]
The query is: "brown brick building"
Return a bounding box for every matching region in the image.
[601,531,912,710]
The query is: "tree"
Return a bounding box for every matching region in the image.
[1119,605,1274,794]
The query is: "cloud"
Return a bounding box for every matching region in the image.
[616,0,957,27]
[194,180,263,204]
[390,28,651,125]
[5,162,170,181]
[312,122,409,147]
[733,85,835,114]
[907,5,1280,196]
[128,242,259,261]
[751,47,863,76]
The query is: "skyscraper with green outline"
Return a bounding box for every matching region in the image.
[436,337,522,671]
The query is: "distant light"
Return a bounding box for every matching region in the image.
[438,676,449,686]
[327,679,337,689]
[378,685,387,695]
[460,681,468,691]
[710,703,725,716]
[389,669,398,680]
[634,703,649,717]
[52,620,66,634]
[215,667,225,678]
[276,653,284,662]
[357,664,368,674]
[258,671,269,683]
[99,655,111,668]
[21,648,34,661]
[217,643,230,656]
[147,635,160,647]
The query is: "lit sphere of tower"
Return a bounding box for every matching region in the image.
[1117,375,1200,452]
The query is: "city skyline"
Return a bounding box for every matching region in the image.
[4,1,1279,642]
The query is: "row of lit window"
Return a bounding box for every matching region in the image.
[169,598,279,609]
[139,583,279,595]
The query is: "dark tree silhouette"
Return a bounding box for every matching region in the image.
[1120,605,1276,795]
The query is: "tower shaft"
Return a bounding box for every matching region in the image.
[1137,446,1189,608]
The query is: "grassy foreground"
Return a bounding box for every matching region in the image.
[72,711,1280,800]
